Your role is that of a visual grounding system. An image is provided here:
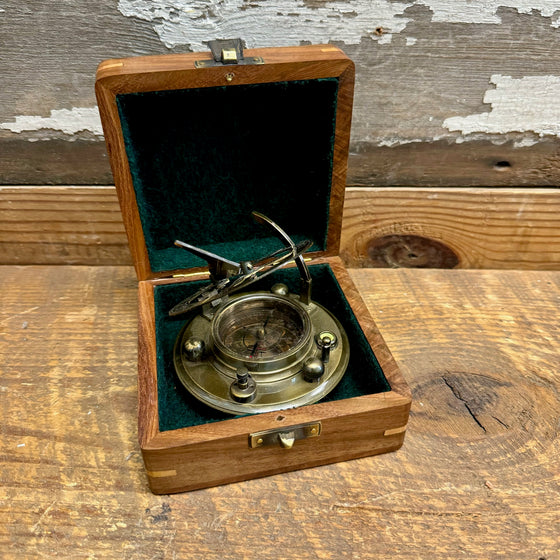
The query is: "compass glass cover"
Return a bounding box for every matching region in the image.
[213,295,310,361]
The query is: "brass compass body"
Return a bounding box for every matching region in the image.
[170,212,350,415]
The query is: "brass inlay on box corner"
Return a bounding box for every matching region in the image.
[383,425,407,437]
[146,469,178,478]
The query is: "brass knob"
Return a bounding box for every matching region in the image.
[270,283,289,296]
[302,357,325,382]
[183,337,205,361]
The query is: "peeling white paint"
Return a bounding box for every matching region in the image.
[362,131,547,148]
[117,0,560,50]
[0,107,103,137]
[375,137,426,148]
[116,0,415,48]
[513,138,539,148]
[455,134,509,145]
[406,37,418,46]
[443,75,560,138]
[419,0,560,25]
[513,137,540,148]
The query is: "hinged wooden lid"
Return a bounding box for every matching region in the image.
[95,45,354,281]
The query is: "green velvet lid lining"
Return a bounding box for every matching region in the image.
[154,263,390,432]
[116,78,340,274]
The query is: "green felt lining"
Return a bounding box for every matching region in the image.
[154,263,391,432]
[116,78,340,273]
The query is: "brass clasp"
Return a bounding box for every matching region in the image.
[249,422,321,449]
[195,38,264,68]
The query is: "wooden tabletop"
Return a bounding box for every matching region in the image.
[1,266,558,559]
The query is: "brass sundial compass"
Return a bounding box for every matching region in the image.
[170,212,350,415]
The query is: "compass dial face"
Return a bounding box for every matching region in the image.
[213,294,310,362]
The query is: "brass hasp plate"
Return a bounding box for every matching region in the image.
[249,421,322,449]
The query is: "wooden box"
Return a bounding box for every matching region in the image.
[95,43,411,494]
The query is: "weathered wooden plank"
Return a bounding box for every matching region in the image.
[3,137,559,188]
[2,3,560,186]
[341,187,560,270]
[1,185,559,269]
[0,139,113,185]
[0,186,131,265]
[349,138,560,187]
[1,265,559,558]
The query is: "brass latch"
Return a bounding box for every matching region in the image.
[249,422,321,449]
[195,38,264,68]
[221,48,238,64]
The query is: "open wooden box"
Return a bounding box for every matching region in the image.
[95,43,411,494]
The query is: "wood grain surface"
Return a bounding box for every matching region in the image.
[2,185,559,270]
[341,187,560,270]
[0,186,130,265]
[1,265,559,558]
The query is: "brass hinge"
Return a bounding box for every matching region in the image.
[195,38,264,68]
